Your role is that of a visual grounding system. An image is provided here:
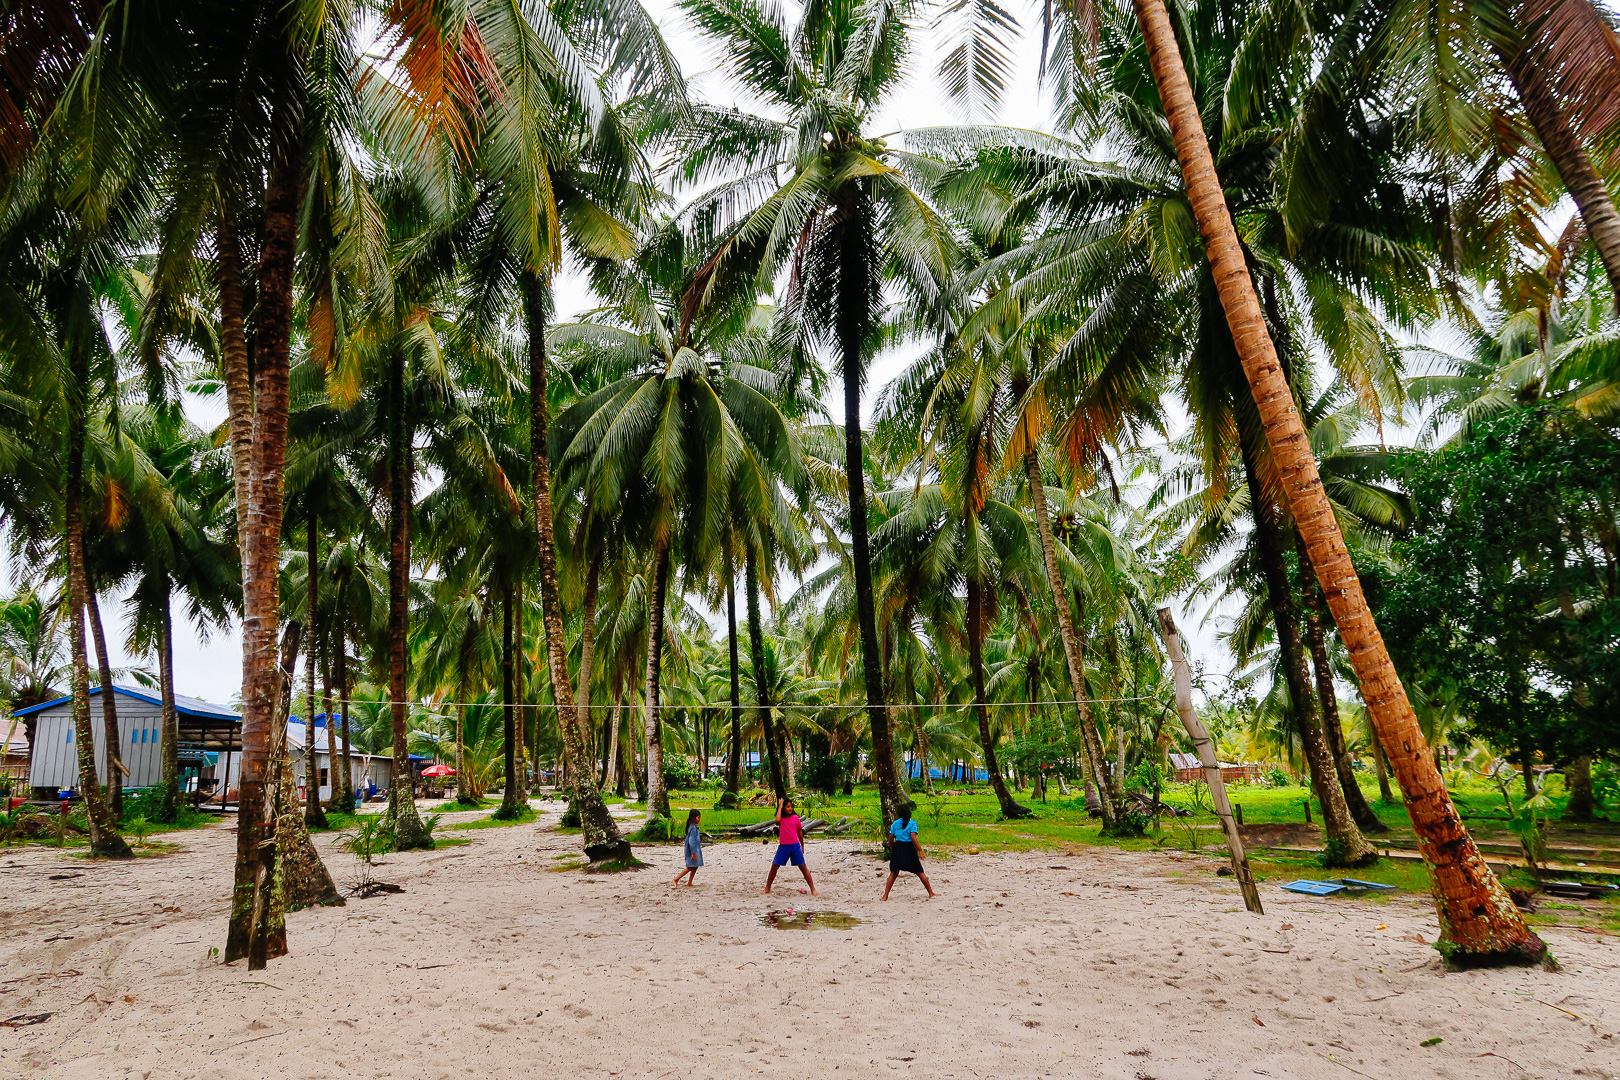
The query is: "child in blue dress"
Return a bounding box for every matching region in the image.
[671,809,703,886]
[882,802,936,899]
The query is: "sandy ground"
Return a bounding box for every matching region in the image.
[1,799,1616,1080]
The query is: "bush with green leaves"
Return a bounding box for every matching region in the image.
[630,815,677,842]
[119,787,206,829]
[803,745,853,794]
[661,753,701,791]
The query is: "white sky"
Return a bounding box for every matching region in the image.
[65,0,1510,707]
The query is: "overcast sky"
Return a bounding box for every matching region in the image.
[66,0,1492,707]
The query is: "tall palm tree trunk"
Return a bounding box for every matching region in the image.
[455,706,468,804]
[267,622,342,923]
[1498,39,1620,308]
[1132,0,1544,964]
[227,128,315,962]
[500,579,523,816]
[833,185,905,829]
[641,544,672,820]
[1245,457,1375,864]
[522,274,629,862]
[603,692,622,792]
[723,537,743,805]
[385,346,431,849]
[1296,536,1385,832]
[966,578,1031,819]
[576,557,600,766]
[84,572,122,821]
[64,357,129,859]
[1022,447,1119,831]
[304,510,327,830]
[321,641,342,814]
[745,546,787,801]
[1369,725,1396,803]
[336,617,354,807]
[157,578,181,822]
[515,577,528,790]
[216,215,254,531]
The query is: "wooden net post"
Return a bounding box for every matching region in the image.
[1156,608,1263,914]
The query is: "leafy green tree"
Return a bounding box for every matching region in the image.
[1382,406,1620,813]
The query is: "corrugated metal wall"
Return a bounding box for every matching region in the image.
[28,701,169,790]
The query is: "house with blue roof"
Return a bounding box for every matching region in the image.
[16,686,400,805]
[18,684,241,799]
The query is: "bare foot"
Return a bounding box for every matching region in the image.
[809,888,819,896]
[881,895,890,901]
[684,881,695,887]
[759,888,772,895]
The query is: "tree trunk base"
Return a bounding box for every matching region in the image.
[1351,806,1389,834]
[280,823,344,910]
[389,795,434,851]
[999,800,1034,820]
[91,834,135,859]
[715,790,739,809]
[1439,937,1555,972]
[584,838,636,866]
[1319,841,1380,870]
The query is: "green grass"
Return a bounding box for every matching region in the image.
[310,810,364,833]
[449,806,537,830]
[649,776,1620,875]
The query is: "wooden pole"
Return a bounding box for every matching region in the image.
[1157,609,1263,914]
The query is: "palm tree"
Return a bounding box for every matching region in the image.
[1126,0,1544,963]
[869,473,1035,819]
[551,222,803,821]
[674,0,957,828]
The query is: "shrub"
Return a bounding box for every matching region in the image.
[120,787,206,829]
[630,815,676,842]
[803,747,852,794]
[661,753,701,791]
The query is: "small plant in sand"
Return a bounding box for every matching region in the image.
[126,816,153,848]
[338,815,396,864]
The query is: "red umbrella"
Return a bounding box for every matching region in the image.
[420,764,455,777]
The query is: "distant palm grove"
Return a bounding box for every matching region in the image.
[2,0,1617,969]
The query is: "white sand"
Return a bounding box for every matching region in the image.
[1,800,1616,1080]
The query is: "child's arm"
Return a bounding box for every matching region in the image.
[774,799,784,823]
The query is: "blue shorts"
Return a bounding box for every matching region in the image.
[772,842,805,867]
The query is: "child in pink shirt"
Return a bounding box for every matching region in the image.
[761,798,817,895]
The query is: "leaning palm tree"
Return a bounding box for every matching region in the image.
[673,0,956,829]
[1117,0,1545,961]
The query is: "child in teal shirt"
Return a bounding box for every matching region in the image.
[882,801,937,899]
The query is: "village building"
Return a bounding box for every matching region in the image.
[287,716,393,804]
[18,685,242,802]
[13,686,398,807]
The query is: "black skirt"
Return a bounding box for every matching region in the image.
[889,839,923,874]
